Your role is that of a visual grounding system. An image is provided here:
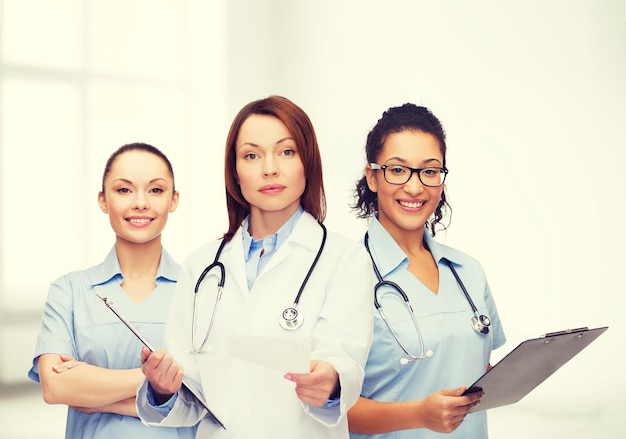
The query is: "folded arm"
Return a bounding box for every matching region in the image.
[38,353,144,410]
[72,396,138,416]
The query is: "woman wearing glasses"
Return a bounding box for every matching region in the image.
[136,96,374,438]
[348,104,506,438]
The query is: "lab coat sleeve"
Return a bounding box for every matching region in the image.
[303,236,375,425]
[137,243,222,429]
[136,379,206,428]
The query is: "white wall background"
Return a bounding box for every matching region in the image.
[1,1,624,437]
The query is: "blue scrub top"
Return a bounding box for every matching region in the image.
[28,246,196,439]
[351,217,506,439]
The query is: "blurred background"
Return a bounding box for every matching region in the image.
[0,0,624,437]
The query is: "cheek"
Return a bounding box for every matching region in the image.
[285,162,306,187]
[432,187,443,201]
[235,164,251,188]
[376,181,396,200]
[294,166,306,187]
[104,198,122,215]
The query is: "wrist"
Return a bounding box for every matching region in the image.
[148,382,174,406]
[329,379,341,400]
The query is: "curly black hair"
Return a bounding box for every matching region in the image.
[352,103,451,236]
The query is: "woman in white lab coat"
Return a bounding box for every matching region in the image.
[137,95,374,438]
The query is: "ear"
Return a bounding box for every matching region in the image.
[169,190,180,213]
[365,164,378,193]
[98,191,108,214]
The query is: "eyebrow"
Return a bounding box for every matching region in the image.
[112,178,168,185]
[384,156,443,165]
[239,137,295,148]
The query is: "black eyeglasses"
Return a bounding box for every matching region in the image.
[370,163,448,187]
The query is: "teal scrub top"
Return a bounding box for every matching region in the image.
[351,217,506,439]
[28,246,196,439]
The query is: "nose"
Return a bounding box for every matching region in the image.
[134,192,148,210]
[403,170,424,194]
[262,156,278,177]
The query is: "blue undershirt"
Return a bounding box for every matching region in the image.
[241,206,304,291]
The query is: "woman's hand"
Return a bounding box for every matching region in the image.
[140,347,184,404]
[419,386,482,434]
[348,386,483,434]
[52,355,86,373]
[284,359,339,407]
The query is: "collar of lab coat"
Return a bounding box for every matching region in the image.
[220,211,325,295]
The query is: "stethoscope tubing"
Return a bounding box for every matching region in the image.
[444,259,491,334]
[190,222,327,353]
[191,238,227,354]
[444,259,479,315]
[292,223,327,307]
[365,234,431,361]
[364,231,490,363]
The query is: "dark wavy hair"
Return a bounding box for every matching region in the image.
[223,95,326,242]
[352,103,451,236]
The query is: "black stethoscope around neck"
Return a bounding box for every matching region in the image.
[189,222,327,354]
[364,232,491,365]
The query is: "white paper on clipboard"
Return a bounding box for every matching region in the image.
[228,335,311,373]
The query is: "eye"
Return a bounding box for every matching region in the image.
[149,187,165,194]
[116,187,131,194]
[244,152,259,160]
[281,148,297,157]
[421,168,438,176]
[387,165,408,175]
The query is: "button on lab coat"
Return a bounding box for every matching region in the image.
[137,213,374,438]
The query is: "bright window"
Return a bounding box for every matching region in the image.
[0,0,190,312]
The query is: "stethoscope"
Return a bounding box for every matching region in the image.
[364,232,491,365]
[189,222,327,354]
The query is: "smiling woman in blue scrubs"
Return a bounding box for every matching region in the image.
[348,104,506,439]
[28,143,195,439]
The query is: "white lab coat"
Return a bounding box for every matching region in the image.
[137,213,374,438]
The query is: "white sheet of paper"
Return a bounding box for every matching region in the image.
[228,335,311,373]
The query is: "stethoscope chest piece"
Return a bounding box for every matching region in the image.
[280,307,304,330]
[471,314,491,335]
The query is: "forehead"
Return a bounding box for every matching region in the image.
[237,114,292,146]
[379,130,443,161]
[107,150,172,180]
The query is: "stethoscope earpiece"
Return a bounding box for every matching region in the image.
[400,349,434,365]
